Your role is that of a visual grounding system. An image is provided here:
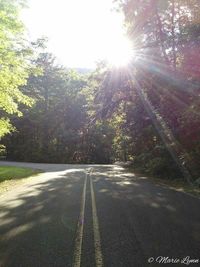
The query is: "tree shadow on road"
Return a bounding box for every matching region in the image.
[92,166,200,266]
[0,169,85,267]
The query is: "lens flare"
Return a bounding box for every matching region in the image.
[105,37,134,67]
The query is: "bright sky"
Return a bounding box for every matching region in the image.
[21,0,129,68]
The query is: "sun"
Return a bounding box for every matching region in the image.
[105,36,134,67]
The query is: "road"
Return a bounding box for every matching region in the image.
[0,162,200,267]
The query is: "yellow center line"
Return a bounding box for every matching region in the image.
[89,169,104,267]
[72,173,87,267]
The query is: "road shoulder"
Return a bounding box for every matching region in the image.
[126,167,200,199]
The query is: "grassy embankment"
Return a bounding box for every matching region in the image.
[127,166,200,198]
[0,166,42,194]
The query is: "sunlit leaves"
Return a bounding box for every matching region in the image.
[0,0,35,138]
[0,118,14,138]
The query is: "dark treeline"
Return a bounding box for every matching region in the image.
[2,53,115,164]
[1,0,200,183]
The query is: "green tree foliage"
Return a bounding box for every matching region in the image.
[4,53,86,162]
[0,0,34,138]
[3,53,115,163]
[1,0,200,181]
[93,0,200,181]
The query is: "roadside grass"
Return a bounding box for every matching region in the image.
[126,166,200,198]
[0,166,42,194]
[148,176,200,198]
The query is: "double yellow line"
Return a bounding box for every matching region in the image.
[73,168,103,267]
[73,171,87,267]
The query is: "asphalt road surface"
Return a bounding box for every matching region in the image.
[0,162,200,267]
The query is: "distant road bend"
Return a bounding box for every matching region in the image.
[0,161,200,267]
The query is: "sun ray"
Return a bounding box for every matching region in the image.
[105,37,134,67]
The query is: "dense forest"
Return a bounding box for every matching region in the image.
[0,0,200,184]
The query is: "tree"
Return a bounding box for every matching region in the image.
[0,0,34,138]
[93,0,200,181]
[4,53,86,162]
[2,0,200,178]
